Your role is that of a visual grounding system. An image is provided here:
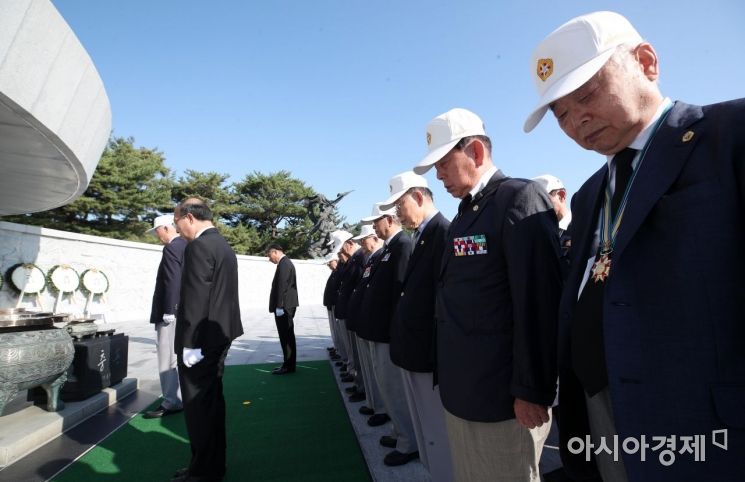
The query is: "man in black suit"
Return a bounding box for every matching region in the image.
[413,108,562,481]
[172,198,244,482]
[381,171,454,481]
[144,213,186,419]
[526,11,745,481]
[267,243,299,375]
[355,206,418,467]
[322,256,340,356]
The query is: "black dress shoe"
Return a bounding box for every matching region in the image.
[326,346,336,351]
[330,354,341,360]
[345,385,358,394]
[272,366,296,375]
[358,406,374,415]
[348,391,366,402]
[380,435,397,448]
[383,450,419,466]
[143,405,183,419]
[339,370,349,377]
[367,413,390,426]
[334,360,344,366]
[340,375,354,383]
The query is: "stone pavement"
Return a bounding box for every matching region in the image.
[0,303,563,481]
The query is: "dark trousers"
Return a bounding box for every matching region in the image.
[274,307,297,369]
[178,344,231,482]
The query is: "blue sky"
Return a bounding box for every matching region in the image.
[52,0,745,223]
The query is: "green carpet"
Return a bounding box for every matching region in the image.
[53,361,371,481]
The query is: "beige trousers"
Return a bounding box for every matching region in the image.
[444,408,551,482]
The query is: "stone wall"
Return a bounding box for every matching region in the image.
[0,222,329,323]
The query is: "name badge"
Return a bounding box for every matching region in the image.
[362,266,372,278]
[453,234,488,256]
[381,252,391,262]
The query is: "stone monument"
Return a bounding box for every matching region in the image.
[304,191,352,258]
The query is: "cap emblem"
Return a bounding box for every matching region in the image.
[536,58,554,81]
[426,132,432,146]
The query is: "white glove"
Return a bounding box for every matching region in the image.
[182,347,204,367]
[275,308,285,317]
[162,314,176,325]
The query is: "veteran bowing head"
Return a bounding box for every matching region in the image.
[524,11,664,156]
[414,108,492,200]
[361,202,399,241]
[352,224,381,254]
[379,171,434,231]
[174,197,213,242]
[265,243,285,265]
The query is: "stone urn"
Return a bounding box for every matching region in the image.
[0,328,74,416]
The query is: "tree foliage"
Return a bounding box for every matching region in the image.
[1,137,346,258]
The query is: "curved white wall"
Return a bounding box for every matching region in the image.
[0,221,329,322]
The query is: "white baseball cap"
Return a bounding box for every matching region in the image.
[326,229,353,246]
[352,224,377,240]
[379,171,429,208]
[146,214,175,234]
[523,11,643,133]
[326,230,354,254]
[413,108,487,174]
[360,202,397,224]
[532,174,565,193]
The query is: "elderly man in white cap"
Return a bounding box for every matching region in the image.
[345,223,386,419]
[354,202,418,467]
[532,174,571,235]
[533,174,573,276]
[526,11,745,482]
[144,213,186,419]
[379,171,454,481]
[414,108,562,481]
[322,253,342,358]
[332,229,369,402]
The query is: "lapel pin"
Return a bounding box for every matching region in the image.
[473,205,479,212]
[682,130,694,143]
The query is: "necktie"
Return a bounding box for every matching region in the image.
[457,194,473,216]
[412,228,421,243]
[571,147,637,397]
[611,147,637,214]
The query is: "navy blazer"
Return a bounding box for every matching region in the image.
[346,248,383,333]
[150,236,187,323]
[558,100,745,481]
[333,249,365,320]
[269,256,299,312]
[356,231,413,343]
[437,172,561,422]
[390,212,450,372]
[176,228,243,352]
[322,269,340,308]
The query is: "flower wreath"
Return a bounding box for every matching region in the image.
[46,265,81,294]
[5,263,46,294]
[80,268,110,296]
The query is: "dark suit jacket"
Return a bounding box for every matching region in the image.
[323,268,340,308]
[356,230,413,343]
[437,172,562,422]
[346,248,383,333]
[558,100,745,481]
[269,256,299,312]
[176,228,243,352]
[150,236,187,323]
[333,249,365,320]
[390,212,450,372]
